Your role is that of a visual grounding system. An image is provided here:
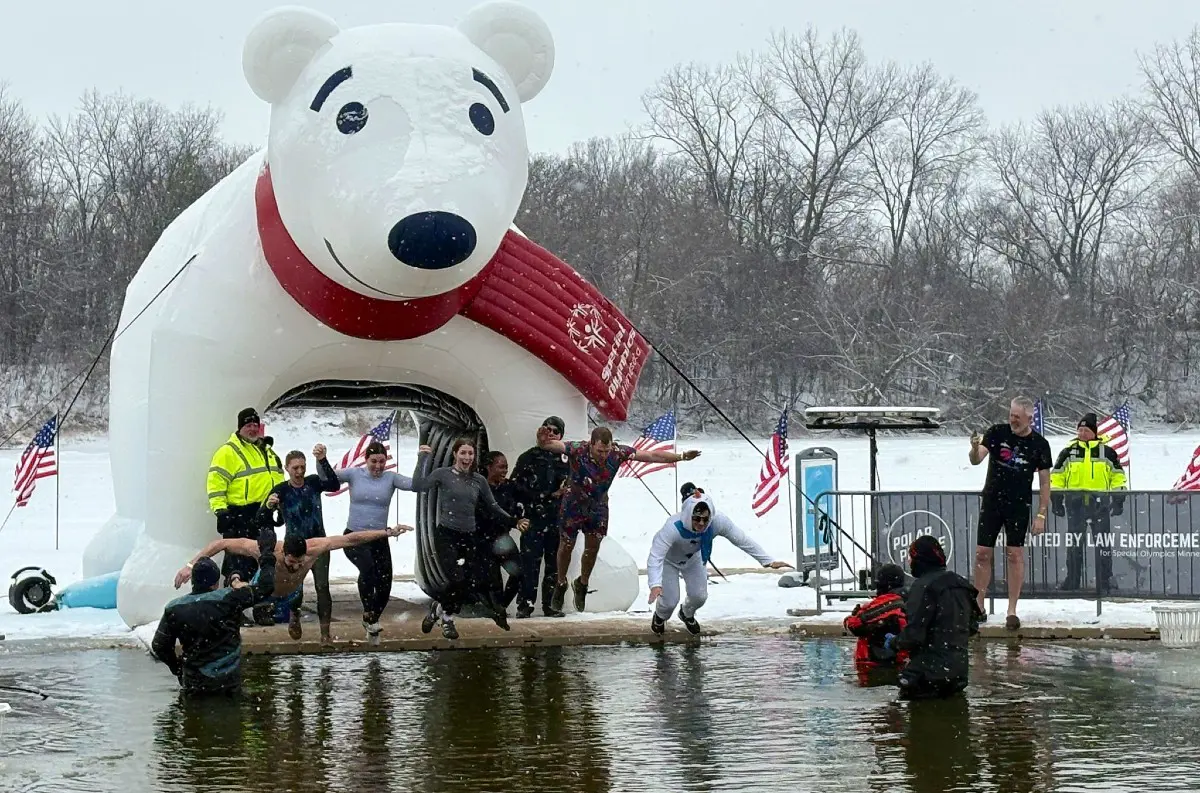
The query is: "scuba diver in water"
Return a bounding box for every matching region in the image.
[151,526,278,696]
[883,535,984,700]
[172,525,410,645]
[646,490,793,635]
[843,563,909,685]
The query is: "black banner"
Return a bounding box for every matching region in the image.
[872,491,1200,599]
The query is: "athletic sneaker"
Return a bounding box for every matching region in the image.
[543,606,565,618]
[515,602,534,619]
[363,619,382,646]
[651,613,665,635]
[421,602,438,634]
[442,620,459,640]
[572,577,594,612]
[678,610,701,635]
[550,581,568,612]
[492,607,511,631]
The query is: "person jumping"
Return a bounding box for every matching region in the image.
[646,490,792,634]
[540,425,702,613]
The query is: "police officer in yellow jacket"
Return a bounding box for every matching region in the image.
[207,407,284,624]
[1050,412,1126,592]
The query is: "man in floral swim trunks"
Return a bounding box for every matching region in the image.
[539,425,702,612]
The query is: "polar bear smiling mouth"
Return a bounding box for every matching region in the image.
[323,238,413,299]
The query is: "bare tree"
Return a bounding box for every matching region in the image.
[1141,28,1200,182]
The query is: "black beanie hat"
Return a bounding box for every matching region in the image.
[1078,412,1098,434]
[908,535,947,578]
[190,557,221,592]
[680,482,698,500]
[875,563,906,595]
[542,416,565,435]
[237,407,260,429]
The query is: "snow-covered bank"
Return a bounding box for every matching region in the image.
[3,410,1199,642]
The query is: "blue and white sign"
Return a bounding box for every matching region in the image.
[797,447,838,558]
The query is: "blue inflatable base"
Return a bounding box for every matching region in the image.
[55,571,120,610]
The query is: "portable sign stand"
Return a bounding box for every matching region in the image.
[803,406,942,594]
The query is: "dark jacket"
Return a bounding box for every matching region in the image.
[476,479,523,538]
[151,534,278,694]
[894,569,981,683]
[509,446,568,525]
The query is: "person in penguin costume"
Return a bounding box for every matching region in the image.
[646,490,793,635]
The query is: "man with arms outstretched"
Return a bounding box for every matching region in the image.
[539,425,701,612]
[969,395,1052,630]
[173,524,410,645]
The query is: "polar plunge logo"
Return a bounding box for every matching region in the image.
[886,509,955,568]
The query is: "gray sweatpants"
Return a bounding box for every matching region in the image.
[654,557,709,620]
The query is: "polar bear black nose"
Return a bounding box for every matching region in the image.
[388,212,478,270]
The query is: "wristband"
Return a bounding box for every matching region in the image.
[186,562,194,569]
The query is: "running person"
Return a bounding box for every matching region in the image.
[539,426,701,613]
[969,395,1052,630]
[316,440,415,642]
[258,446,342,643]
[411,439,530,639]
[172,525,410,645]
[646,490,791,635]
[151,527,278,696]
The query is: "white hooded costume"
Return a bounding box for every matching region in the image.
[647,492,774,620]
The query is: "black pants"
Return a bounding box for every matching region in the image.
[517,522,559,610]
[1064,508,1113,590]
[218,504,272,623]
[296,549,332,625]
[434,526,482,617]
[477,531,522,610]
[342,531,392,622]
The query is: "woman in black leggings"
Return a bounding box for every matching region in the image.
[411,438,528,639]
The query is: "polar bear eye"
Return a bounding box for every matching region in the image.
[469,103,494,136]
[336,102,368,134]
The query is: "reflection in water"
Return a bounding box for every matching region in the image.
[653,644,719,792]
[11,639,1200,792]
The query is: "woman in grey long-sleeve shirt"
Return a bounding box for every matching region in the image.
[315,439,413,642]
[411,438,528,639]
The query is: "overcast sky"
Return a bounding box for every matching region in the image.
[1,1,1195,154]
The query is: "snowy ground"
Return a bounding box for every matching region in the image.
[3,410,1200,643]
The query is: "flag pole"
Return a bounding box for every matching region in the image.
[54,412,61,551]
[672,401,679,503]
[393,409,400,528]
[0,500,17,536]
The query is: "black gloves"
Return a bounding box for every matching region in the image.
[1051,495,1065,517]
[1110,499,1124,516]
[257,526,278,559]
[216,509,232,535]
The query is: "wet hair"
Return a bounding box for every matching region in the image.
[283,534,308,558]
[285,450,305,465]
[364,441,387,459]
[590,426,613,445]
[191,557,221,592]
[452,438,476,455]
[875,563,906,595]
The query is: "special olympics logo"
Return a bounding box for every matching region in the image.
[567,303,607,352]
[885,509,955,568]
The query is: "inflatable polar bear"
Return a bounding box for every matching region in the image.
[82,1,655,629]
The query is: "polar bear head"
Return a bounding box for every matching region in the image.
[243,2,554,299]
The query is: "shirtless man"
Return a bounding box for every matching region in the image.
[173,525,410,645]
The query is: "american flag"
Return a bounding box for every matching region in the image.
[751,410,789,517]
[1172,444,1200,491]
[325,411,397,497]
[1098,403,1131,469]
[618,410,676,479]
[1032,399,1045,436]
[13,415,58,508]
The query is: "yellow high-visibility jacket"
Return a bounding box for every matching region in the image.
[206,433,284,512]
[1050,439,1126,492]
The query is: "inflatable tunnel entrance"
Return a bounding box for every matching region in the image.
[268,380,490,602]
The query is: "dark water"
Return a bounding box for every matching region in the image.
[3,637,1200,792]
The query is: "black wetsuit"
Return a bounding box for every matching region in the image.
[509,446,568,611]
[151,531,278,696]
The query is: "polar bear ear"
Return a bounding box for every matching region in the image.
[458,1,555,103]
[243,7,340,104]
